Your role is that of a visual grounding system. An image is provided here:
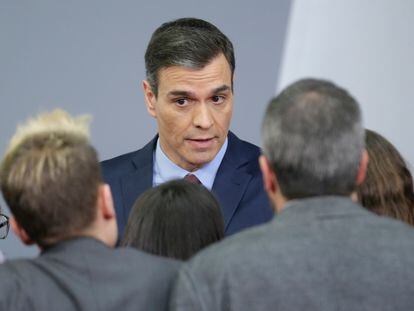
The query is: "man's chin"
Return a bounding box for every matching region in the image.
[185,155,216,171]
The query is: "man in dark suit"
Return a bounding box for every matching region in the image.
[0,110,179,311]
[101,18,273,238]
[170,79,414,310]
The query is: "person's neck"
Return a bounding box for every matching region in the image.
[79,225,115,248]
[274,192,288,214]
[37,231,106,252]
[275,192,356,213]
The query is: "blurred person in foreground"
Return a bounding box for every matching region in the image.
[170,78,414,311]
[0,110,179,311]
[357,129,414,225]
[122,179,224,260]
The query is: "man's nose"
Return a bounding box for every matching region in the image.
[193,103,214,129]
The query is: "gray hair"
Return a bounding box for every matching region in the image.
[145,17,235,96]
[262,78,364,199]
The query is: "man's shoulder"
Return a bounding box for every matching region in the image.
[0,259,22,280]
[364,212,414,243]
[16,245,181,280]
[57,238,181,277]
[227,132,261,158]
[0,247,181,310]
[225,132,263,177]
[0,257,39,278]
[114,246,182,275]
[97,247,182,302]
[186,221,274,273]
[183,201,414,273]
[101,149,141,172]
[100,136,156,178]
[0,259,33,310]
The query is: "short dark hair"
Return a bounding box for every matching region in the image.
[0,110,101,247]
[122,179,224,260]
[262,78,364,199]
[357,129,414,225]
[145,17,235,96]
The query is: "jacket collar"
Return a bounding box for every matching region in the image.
[212,132,257,230]
[274,196,369,225]
[122,131,256,232]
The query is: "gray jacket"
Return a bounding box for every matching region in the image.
[0,237,180,311]
[171,196,414,311]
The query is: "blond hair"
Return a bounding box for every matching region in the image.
[1,109,102,246]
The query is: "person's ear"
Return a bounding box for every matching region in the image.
[10,217,34,245]
[356,149,369,186]
[259,155,278,196]
[97,184,116,220]
[142,80,157,118]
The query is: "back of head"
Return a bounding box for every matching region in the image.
[357,129,414,225]
[145,17,235,96]
[0,110,102,247]
[262,78,364,199]
[122,179,224,260]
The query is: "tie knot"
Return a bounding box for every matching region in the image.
[184,173,202,185]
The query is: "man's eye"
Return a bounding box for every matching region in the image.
[175,98,188,106]
[211,95,225,104]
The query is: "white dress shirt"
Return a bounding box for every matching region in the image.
[153,137,228,190]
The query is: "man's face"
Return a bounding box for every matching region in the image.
[143,54,233,171]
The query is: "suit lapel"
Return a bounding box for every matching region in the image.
[212,132,253,231]
[117,132,254,231]
[119,136,156,225]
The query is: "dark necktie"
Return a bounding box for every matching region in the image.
[184,173,202,185]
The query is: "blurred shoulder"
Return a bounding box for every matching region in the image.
[114,246,182,274]
[185,221,274,273]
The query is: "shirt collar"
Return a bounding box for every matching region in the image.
[153,137,228,190]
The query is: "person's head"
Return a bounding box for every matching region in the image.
[260,78,368,211]
[143,18,235,172]
[357,129,414,225]
[122,179,224,260]
[0,110,117,248]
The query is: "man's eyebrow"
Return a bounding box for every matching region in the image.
[167,85,231,98]
[167,90,196,98]
[212,85,231,94]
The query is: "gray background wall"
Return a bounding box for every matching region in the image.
[0,1,291,258]
[278,0,414,165]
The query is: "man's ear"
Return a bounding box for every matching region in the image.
[259,155,278,196]
[356,149,369,186]
[10,217,34,245]
[142,80,157,118]
[97,184,116,220]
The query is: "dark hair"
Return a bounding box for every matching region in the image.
[145,17,235,96]
[262,78,364,199]
[122,180,224,260]
[357,129,414,225]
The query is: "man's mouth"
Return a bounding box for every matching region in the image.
[186,137,216,149]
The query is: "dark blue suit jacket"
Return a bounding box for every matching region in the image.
[101,132,273,238]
